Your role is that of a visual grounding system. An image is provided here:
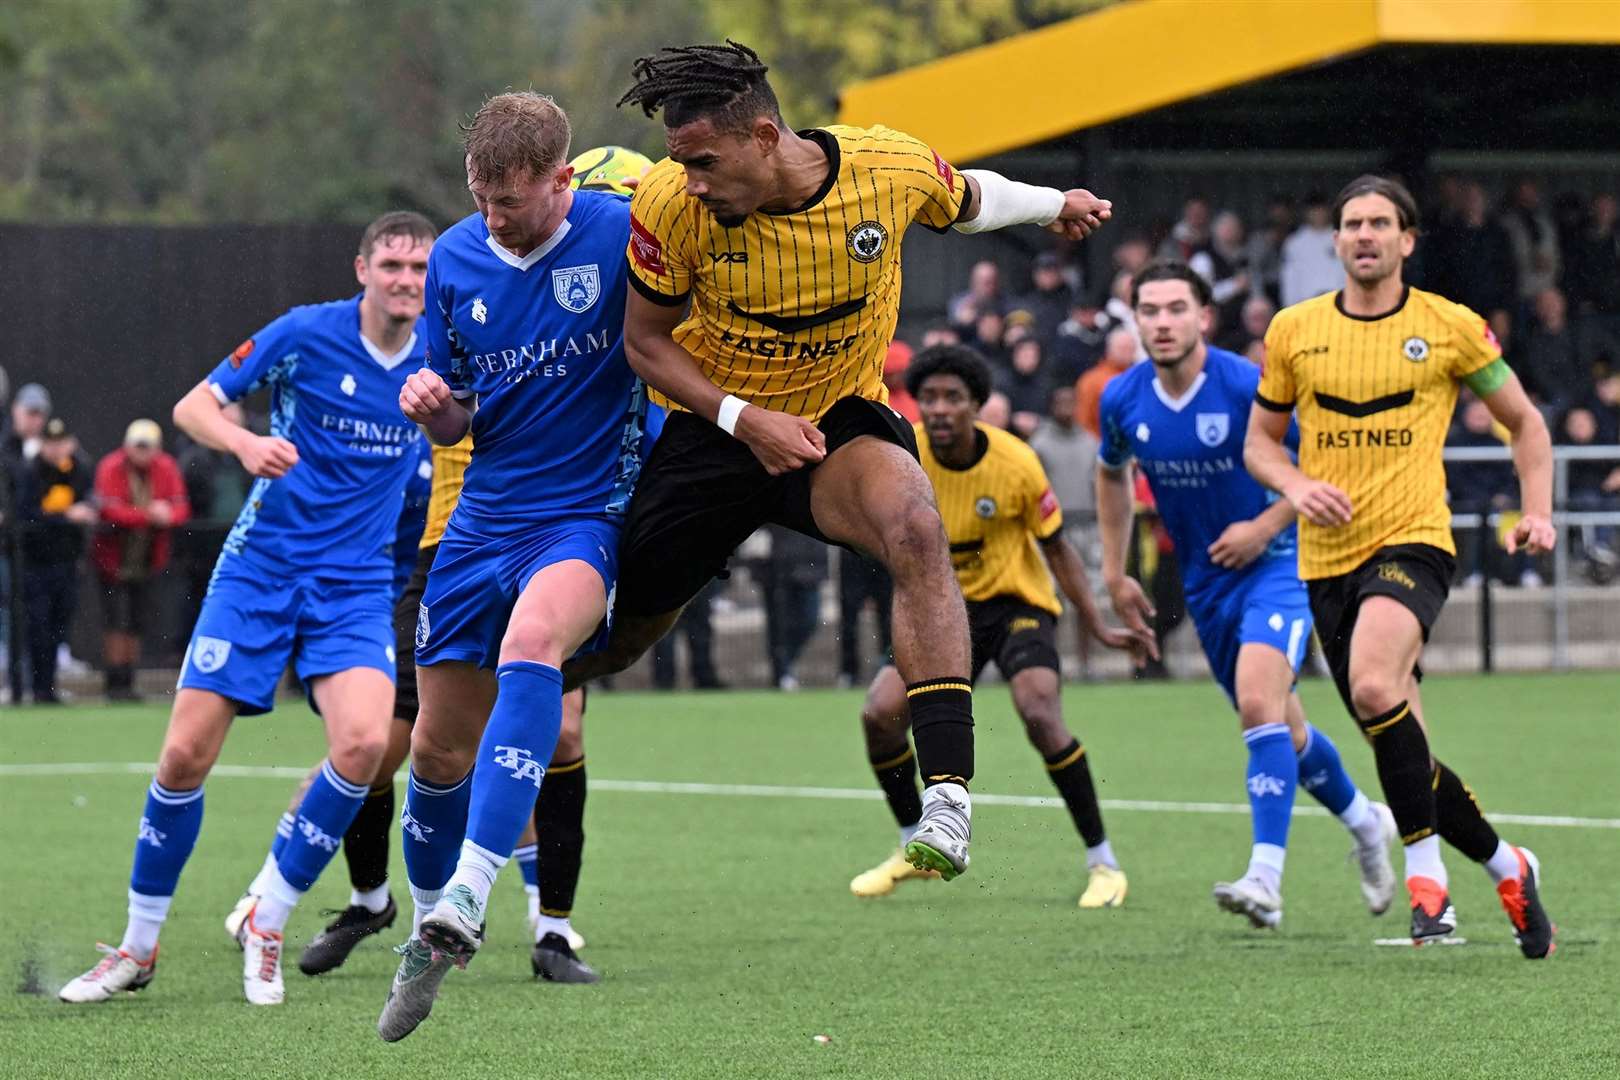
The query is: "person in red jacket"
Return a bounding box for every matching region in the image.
[93,419,190,700]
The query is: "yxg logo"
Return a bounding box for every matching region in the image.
[712,251,749,263]
[493,745,546,789]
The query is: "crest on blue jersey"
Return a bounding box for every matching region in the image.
[1195,412,1230,448]
[552,264,601,314]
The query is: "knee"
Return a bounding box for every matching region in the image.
[155,738,215,789]
[328,730,388,782]
[878,503,949,577]
[1235,689,1285,730]
[410,722,474,783]
[501,617,566,667]
[1349,672,1404,720]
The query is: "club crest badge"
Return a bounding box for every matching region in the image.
[552,264,601,313]
[1195,412,1230,448]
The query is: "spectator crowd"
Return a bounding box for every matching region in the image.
[3,175,1617,699]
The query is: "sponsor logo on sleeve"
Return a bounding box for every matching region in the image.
[629,214,666,275]
[1038,487,1060,519]
[230,339,255,369]
[931,149,955,191]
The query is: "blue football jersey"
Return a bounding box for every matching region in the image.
[393,438,433,600]
[207,295,425,583]
[1098,347,1298,598]
[424,190,649,538]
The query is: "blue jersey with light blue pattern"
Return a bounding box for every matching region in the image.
[392,438,433,599]
[1098,347,1298,600]
[424,190,648,539]
[207,295,425,584]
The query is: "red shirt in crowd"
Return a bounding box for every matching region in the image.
[92,447,191,581]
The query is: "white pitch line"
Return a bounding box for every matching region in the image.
[3,763,1616,830]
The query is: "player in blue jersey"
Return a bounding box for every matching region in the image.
[377,93,651,1043]
[59,212,437,1007]
[1094,261,1396,930]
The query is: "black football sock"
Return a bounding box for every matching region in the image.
[536,756,587,918]
[1432,758,1501,863]
[1353,701,1438,845]
[869,743,923,829]
[1044,739,1107,848]
[342,783,394,895]
[907,679,974,788]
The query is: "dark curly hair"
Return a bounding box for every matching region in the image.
[904,344,993,405]
[618,40,782,134]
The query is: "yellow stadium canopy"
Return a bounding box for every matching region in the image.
[837,0,1620,163]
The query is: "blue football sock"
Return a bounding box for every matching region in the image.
[401,768,473,895]
[129,781,205,901]
[464,661,564,864]
[514,842,540,889]
[275,760,367,893]
[269,810,295,861]
[1295,723,1359,817]
[1242,722,1298,852]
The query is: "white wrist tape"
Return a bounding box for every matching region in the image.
[953,169,1066,233]
[716,394,748,436]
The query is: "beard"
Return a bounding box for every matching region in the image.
[714,210,748,228]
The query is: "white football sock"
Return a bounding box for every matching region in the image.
[1339,790,1378,839]
[120,890,171,959]
[1484,840,1522,884]
[443,840,506,911]
[1086,840,1119,870]
[351,883,390,914]
[535,914,574,943]
[251,866,304,934]
[1247,842,1286,892]
[247,850,280,899]
[1403,835,1447,887]
[409,886,442,938]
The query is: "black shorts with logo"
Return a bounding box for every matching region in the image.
[1306,542,1455,714]
[393,542,437,723]
[617,396,918,616]
[967,595,1061,684]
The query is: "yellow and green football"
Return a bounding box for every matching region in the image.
[569,145,654,196]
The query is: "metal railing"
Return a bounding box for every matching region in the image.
[1443,444,1620,671]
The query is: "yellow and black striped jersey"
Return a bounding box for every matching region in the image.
[1257,286,1501,578]
[919,423,1064,615]
[419,434,472,549]
[627,124,968,421]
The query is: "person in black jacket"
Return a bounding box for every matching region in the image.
[17,417,95,702]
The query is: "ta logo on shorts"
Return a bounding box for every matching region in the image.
[415,603,430,650]
[552,264,601,313]
[471,297,488,324]
[1402,336,1429,362]
[191,636,232,674]
[340,373,357,397]
[974,495,997,519]
[1195,412,1230,448]
[847,221,889,263]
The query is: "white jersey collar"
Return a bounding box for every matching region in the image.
[484,219,572,271]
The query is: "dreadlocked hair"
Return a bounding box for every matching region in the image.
[617,40,782,135]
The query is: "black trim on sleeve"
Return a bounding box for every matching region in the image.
[920,168,977,235]
[1255,393,1295,413]
[628,272,688,308]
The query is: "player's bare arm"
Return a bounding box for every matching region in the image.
[954,172,1112,241]
[1207,497,1297,570]
[399,368,472,447]
[1243,405,1352,527]
[173,379,299,479]
[623,288,825,475]
[1094,462,1157,646]
[1477,372,1555,554]
[1041,530,1156,660]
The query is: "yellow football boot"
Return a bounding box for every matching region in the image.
[1078,864,1128,909]
[849,851,941,898]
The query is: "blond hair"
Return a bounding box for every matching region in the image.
[463,92,572,185]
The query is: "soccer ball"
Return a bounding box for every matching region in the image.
[569,145,654,196]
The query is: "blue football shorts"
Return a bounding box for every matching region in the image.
[414,513,621,670]
[1187,559,1314,706]
[178,554,396,716]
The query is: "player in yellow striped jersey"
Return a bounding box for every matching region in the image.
[563,42,1115,882]
[847,345,1151,906]
[1244,175,1556,957]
